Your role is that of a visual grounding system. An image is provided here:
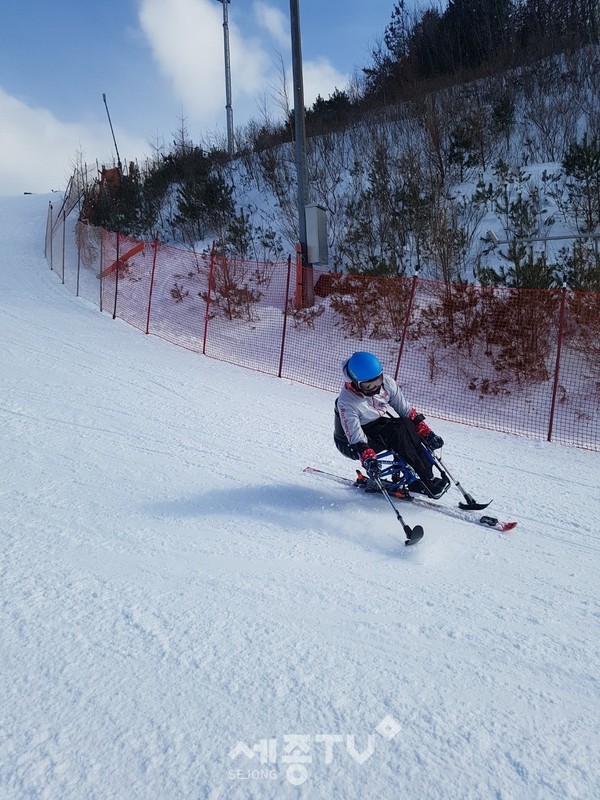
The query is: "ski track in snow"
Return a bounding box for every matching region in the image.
[1,195,599,800]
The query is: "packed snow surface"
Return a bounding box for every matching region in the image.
[1,194,599,799]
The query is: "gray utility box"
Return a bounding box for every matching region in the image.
[305,204,328,265]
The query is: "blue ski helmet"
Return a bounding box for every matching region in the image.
[347,351,382,382]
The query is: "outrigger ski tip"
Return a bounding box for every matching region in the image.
[364,468,427,546]
[459,499,492,511]
[405,525,424,546]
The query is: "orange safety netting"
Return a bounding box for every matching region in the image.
[45,214,600,451]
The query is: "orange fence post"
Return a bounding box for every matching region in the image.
[202,242,216,355]
[61,210,66,284]
[99,231,104,312]
[278,254,293,378]
[50,204,54,271]
[394,268,419,381]
[112,231,120,319]
[145,234,160,334]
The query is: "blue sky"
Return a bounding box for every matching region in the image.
[0,0,398,195]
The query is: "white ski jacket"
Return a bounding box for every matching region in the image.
[337,362,412,448]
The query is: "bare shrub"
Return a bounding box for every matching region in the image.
[201,255,263,321]
[329,273,412,341]
[170,281,189,303]
[288,303,326,329]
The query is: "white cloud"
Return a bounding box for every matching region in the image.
[138,0,349,131]
[253,1,289,49]
[0,1,350,197]
[139,0,271,132]
[302,58,349,106]
[0,88,149,197]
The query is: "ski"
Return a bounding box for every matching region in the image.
[303,466,517,532]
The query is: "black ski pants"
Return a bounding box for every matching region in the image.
[361,416,434,481]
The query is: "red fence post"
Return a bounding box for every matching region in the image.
[112,231,120,319]
[547,283,568,443]
[202,241,216,355]
[145,233,159,334]
[49,203,54,272]
[99,229,104,313]
[278,254,293,378]
[394,268,420,381]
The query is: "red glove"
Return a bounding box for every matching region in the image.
[409,407,430,436]
[416,419,432,437]
[360,448,380,478]
[409,408,444,449]
[360,448,378,467]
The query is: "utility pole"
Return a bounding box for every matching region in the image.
[102,93,122,172]
[217,0,234,156]
[289,0,312,305]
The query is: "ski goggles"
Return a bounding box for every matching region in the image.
[357,374,384,394]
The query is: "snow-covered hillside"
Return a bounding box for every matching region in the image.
[1,193,599,799]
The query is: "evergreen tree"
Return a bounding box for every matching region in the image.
[563,133,600,232]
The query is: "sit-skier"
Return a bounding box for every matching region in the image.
[333,351,448,498]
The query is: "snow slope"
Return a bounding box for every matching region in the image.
[1,194,599,799]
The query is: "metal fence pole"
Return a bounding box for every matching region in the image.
[61,210,66,284]
[547,283,568,442]
[75,231,82,297]
[45,202,52,262]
